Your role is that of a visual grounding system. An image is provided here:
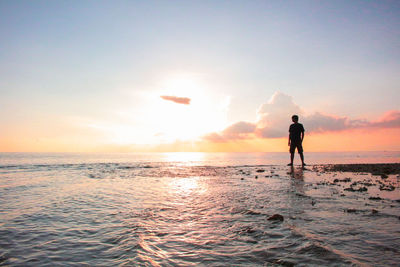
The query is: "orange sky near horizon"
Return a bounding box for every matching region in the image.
[2,127,399,153]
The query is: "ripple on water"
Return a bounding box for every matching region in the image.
[0,164,399,266]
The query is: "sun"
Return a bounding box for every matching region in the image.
[152,73,230,142]
[93,73,230,146]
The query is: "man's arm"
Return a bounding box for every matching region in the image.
[301,131,304,142]
[288,135,291,146]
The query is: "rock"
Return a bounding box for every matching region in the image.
[359,187,368,192]
[255,176,258,179]
[346,208,357,213]
[344,187,355,192]
[369,196,382,200]
[273,259,294,267]
[371,209,378,214]
[256,169,265,173]
[267,214,284,221]
[241,177,244,180]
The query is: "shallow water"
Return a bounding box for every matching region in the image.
[0,153,399,266]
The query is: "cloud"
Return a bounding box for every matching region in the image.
[161,95,191,105]
[204,121,256,141]
[204,91,400,142]
[256,92,303,138]
[369,110,400,128]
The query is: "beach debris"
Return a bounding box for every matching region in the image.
[267,214,284,221]
[256,169,265,173]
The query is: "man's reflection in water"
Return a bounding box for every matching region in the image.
[287,166,306,218]
[289,165,304,180]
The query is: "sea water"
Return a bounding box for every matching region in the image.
[0,152,399,266]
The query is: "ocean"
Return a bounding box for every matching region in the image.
[0,152,399,266]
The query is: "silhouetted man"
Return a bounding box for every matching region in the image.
[288,115,305,166]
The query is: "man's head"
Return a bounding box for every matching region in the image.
[292,115,299,123]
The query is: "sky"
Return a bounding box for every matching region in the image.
[0,0,399,152]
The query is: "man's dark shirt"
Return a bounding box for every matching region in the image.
[289,123,305,142]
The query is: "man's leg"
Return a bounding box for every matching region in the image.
[299,152,305,165]
[288,143,295,165]
[298,143,305,166]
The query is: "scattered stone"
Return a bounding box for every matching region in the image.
[344,187,367,192]
[361,182,375,187]
[256,169,265,173]
[379,185,395,191]
[372,209,378,214]
[318,163,400,175]
[255,176,258,179]
[268,214,284,221]
[240,178,244,180]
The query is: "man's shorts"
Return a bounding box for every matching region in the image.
[290,141,303,153]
